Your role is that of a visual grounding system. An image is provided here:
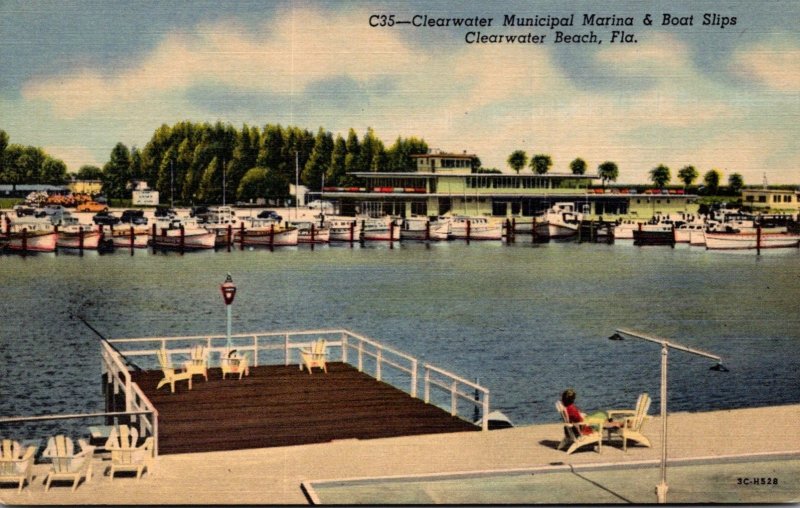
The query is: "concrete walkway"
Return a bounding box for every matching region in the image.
[2,404,798,505]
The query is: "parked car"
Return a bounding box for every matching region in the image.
[257,210,282,221]
[43,204,67,216]
[13,204,37,217]
[154,206,177,218]
[93,210,120,226]
[189,205,209,219]
[77,201,108,213]
[307,200,334,212]
[120,209,148,225]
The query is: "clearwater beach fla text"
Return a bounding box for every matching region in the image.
[369,12,738,45]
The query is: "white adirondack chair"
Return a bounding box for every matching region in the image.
[300,339,328,374]
[0,439,36,492]
[607,393,652,451]
[105,425,154,480]
[156,348,193,392]
[556,401,602,454]
[43,435,95,492]
[183,344,209,381]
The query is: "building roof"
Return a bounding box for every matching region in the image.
[350,172,598,179]
[410,152,477,159]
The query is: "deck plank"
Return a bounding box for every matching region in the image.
[130,362,479,454]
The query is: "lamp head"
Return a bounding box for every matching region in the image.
[710,362,729,372]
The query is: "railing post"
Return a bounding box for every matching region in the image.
[153,410,159,457]
[450,380,457,416]
[482,392,490,431]
[376,349,382,381]
[284,333,290,366]
[411,358,418,398]
[341,333,348,364]
[253,335,259,367]
[358,341,364,372]
[424,367,430,403]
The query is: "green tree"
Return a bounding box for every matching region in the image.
[236,167,289,203]
[76,165,103,180]
[344,128,361,175]
[102,143,132,198]
[386,136,428,172]
[328,134,347,186]
[530,154,552,174]
[41,157,68,185]
[728,173,744,195]
[649,164,671,188]
[0,129,7,179]
[570,157,587,175]
[130,147,143,181]
[703,169,721,194]
[507,150,527,174]
[359,127,385,173]
[677,165,698,188]
[302,127,333,190]
[197,156,222,203]
[597,161,619,188]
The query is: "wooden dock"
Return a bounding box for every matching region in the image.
[129,362,479,455]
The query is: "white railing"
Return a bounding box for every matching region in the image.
[108,328,490,431]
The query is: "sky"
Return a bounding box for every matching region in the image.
[1,0,798,184]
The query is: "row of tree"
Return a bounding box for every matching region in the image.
[98,122,429,203]
[0,130,70,189]
[648,164,744,194]
[506,149,744,193]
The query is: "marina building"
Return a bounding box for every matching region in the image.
[742,188,800,212]
[320,150,699,219]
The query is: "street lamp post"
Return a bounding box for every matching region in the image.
[220,273,237,351]
[610,328,727,504]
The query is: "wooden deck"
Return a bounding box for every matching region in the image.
[129,362,479,455]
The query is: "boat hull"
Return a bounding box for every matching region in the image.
[328,224,362,242]
[151,230,216,250]
[57,230,101,249]
[704,232,800,250]
[689,230,706,246]
[362,227,400,241]
[633,229,675,246]
[297,227,330,244]
[111,230,150,248]
[535,222,578,238]
[234,228,299,246]
[6,231,57,252]
[400,222,450,241]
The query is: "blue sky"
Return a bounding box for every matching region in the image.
[1,0,798,184]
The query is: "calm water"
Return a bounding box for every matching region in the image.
[1,240,799,431]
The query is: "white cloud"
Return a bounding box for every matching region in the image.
[732,38,800,92]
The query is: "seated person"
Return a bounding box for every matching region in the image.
[561,388,611,435]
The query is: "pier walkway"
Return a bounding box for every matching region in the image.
[130,363,478,455]
[2,404,798,504]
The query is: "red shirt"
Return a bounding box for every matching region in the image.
[565,403,593,435]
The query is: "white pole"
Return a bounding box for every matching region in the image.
[657,343,669,503]
[226,304,232,351]
[295,151,300,219]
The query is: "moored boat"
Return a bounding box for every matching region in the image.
[56,225,102,250]
[448,216,502,240]
[534,202,582,239]
[326,217,362,242]
[110,225,151,249]
[400,216,450,241]
[233,218,299,247]
[632,225,675,246]
[287,221,330,244]
[151,219,216,250]
[5,224,57,252]
[704,231,800,250]
[358,215,400,242]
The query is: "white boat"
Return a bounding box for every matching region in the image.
[234,218,298,247]
[56,224,101,249]
[704,232,800,250]
[5,221,57,252]
[448,216,503,240]
[110,225,151,249]
[674,222,707,243]
[535,203,581,238]
[287,221,330,244]
[202,209,240,247]
[689,229,707,247]
[326,217,362,242]
[400,216,450,241]
[151,218,216,250]
[358,215,401,242]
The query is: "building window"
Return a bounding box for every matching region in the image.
[758,196,766,203]
[411,201,427,216]
[745,195,754,202]
[784,195,792,203]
